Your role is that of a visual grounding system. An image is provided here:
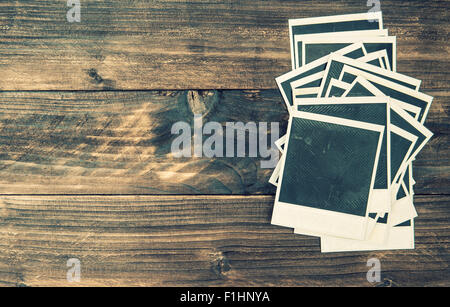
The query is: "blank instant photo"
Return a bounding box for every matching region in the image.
[293,29,388,69]
[291,50,390,101]
[298,36,396,71]
[294,97,392,213]
[318,54,421,99]
[273,131,384,238]
[342,76,422,120]
[289,11,384,69]
[293,112,418,231]
[271,111,385,240]
[339,65,433,122]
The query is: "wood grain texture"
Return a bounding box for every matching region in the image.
[0,90,286,195]
[0,0,448,288]
[0,195,448,287]
[0,89,446,195]
[0,0,448,90]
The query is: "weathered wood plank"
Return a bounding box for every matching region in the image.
[0,90,286,195]
[0,195,448,287]
[0,90,446,195]
[0,0,448,90]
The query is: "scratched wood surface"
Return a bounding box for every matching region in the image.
[0,0,448,287]
[0,0,448,90]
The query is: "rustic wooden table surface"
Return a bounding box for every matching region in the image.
[0,0,448,287]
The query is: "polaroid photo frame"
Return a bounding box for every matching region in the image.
[319,54,421,99]
[293,29,388,69]
[272,127,416,200]
[298,36,396,71]
[271,128,409,237]
[339,65,433,122]
[294,97,392,213]
[343,76,422,119]
[288,107,417,221]
[289,11,384,69]
[291,49,390,101]
[271,111,385,240]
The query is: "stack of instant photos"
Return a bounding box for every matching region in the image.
[270,12,433,252]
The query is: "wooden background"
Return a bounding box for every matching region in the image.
[0,0,448,287]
